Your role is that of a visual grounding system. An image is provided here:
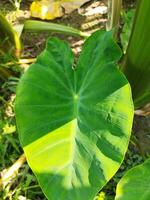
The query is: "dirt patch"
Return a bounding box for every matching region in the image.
[133,115,150,155]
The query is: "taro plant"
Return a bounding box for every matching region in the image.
[15,30,134,200]
[6,0,150,199]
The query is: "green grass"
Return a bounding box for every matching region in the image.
[0,81,46,200]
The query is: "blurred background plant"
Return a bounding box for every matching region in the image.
[9,0,22,11]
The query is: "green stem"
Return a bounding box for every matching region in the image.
[24,20,90,38]
[6,58,36,66]
[121,0,150,109]
[107,0,122,38]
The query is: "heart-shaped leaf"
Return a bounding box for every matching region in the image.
[115,158,150,200]
[15,30,133,200]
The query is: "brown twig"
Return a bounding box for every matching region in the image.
[0,153,26,189]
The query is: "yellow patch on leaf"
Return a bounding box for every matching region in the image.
[30,0,64,20]
[30,0,91,20]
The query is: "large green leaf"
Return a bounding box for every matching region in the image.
[115,158,150,200]
[15,30,133,200]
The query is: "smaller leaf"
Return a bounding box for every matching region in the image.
[115,158,150,200]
